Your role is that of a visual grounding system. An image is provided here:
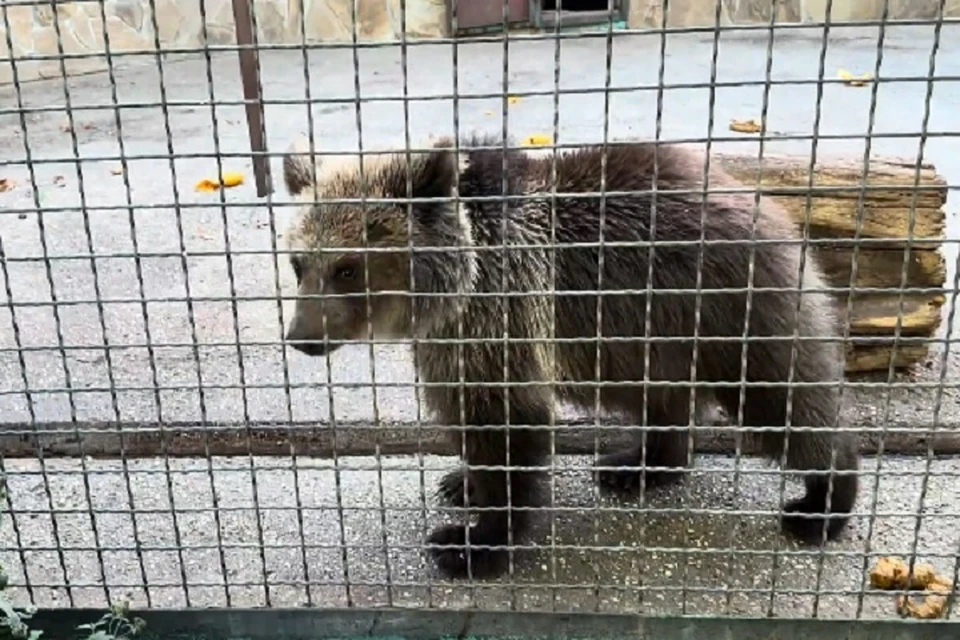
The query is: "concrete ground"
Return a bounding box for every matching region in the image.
[0,22,959,621]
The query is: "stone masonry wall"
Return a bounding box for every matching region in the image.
[628,0,960,28]
[0,0,448,85]
[2,0,958,85]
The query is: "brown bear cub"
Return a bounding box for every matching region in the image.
[281,133,860,580]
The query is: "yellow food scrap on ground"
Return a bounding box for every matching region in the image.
[869,556,955,620]
[195,171,245,192]
[838,68,873,87]
[220,172,244,187]
[521,133,553,147]
[507,95,522,105]
[870,556,936,590]
[484,110,495,116]
[729,118,763,134]
[111,167,124,176]
[897,577,953,619]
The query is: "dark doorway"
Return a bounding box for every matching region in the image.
[537,0,624,29]
[542,0,615,9]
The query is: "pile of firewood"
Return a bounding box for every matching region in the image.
[717,153,948,375]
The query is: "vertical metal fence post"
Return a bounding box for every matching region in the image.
[231,0,272,197]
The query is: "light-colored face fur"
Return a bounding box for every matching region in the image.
[282,136,469,356]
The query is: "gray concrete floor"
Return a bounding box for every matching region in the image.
[0,23,959,620]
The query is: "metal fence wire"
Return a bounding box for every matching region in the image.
[0,0,958,626]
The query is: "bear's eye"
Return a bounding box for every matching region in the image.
[334,264,356,281]
[290,256,304,283]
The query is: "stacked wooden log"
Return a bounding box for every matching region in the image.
[716,153,948,375]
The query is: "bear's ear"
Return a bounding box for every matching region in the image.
[382,144,461,226]
[410,148,458,202]
[282,136,320,196]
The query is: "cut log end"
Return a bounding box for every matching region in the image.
[842,293,945,336]
[846,343,931,374]
[714,152,948,375]
[715,152,948,246]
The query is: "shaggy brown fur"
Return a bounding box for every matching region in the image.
[282,133,860,580]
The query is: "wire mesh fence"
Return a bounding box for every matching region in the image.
[0,0,958,627]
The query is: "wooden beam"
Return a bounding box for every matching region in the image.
[0,420,957,460]
[232,0,272,197]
